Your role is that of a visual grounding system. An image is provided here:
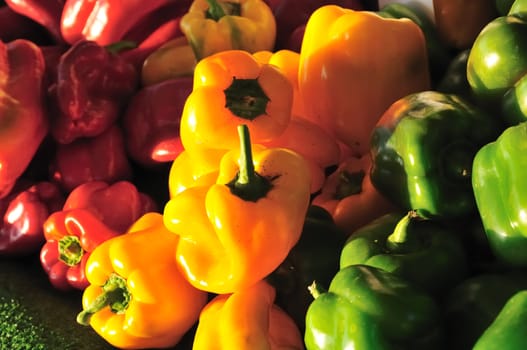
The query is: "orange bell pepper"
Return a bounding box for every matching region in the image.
[180,49,293,157]
[163,125,311,294]
[193,280,304,350]
[312,154,396,235]
[76,212,208,349]
[298,5,430,156]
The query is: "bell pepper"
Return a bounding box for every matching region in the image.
[40,208,121,291]
[0,181,65,256]
[266,205,345,332]
[298,5,430,156]
[443,271,527,350]
[48,40,138,144]
[141,36,197,86]
[304,264,445,350]
[61,180,158,233]
[433,0,498,50]
[472,121,527,267]
[467,10,527,123]
[436,48,474,102]
[180,0,276,61]
[496,0,516,15]
[0,5,50,43]
[50,125,133,193]
[270,0,363,51]
[339,211,469,297]
[163,125,311,294]
[76,212,208,350]
[5,0,65,43]
[370,90,502,219]
[0,39,48,199]
[312,154,395,235]
[473,290,527,350]
[122,76,192,168]
[193,280,304,350]
[179,49,293,157]
[377,1,453,86]
[60,0,191,45]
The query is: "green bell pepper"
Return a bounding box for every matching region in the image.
[436,49,473,102]
[472,121,527,267]
[467,11,527,123]
[443,271,527,350]
[370,90,501,219]
[339,211,469,297]
[266,205,345,332]
[473,290,527,350]
[377,2,453,86]
[304,264,445,350]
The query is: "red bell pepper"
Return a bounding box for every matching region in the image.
[0,39,48,199]
[40,208,120,290]
[4,0,65,43]
[50,125,133,193]
[48,40,138,144]
[122,76,192,168]
[62,180,158,233]
[60,0,191,46]
[0,181,65,256]
[40,180,156,290]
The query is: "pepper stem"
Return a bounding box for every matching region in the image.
[308,281,327,299]
[386,210,423,253]
[76,274,131,326]
[224,78,270,120]
[206,0,226,20]
[58,235,84,267]
[226,125,272,202]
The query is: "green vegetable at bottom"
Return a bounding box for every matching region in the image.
[304,264,445,350]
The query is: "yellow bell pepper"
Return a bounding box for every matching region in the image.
[299,5,430,156]
[179,49,293,163]
[180,0,276,61]
[193,280,304,350]
[76,212,208,349]
[163,125,311,294]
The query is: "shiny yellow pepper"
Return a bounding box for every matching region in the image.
[299,5,431,157]
[163,125,311,294]
[180,0,276,61]
[76,213,208,349]
[193,280,304,350]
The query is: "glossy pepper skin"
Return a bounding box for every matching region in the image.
[40,208,121,291]
[48,40,138,144]
[76,212,208,350]
[0,39,48,199]
[180,0,276,61]
[122,77,192,168]
[298,5,430,156]
[193,280,304,350]
[443,271,527,350]
[266,205,345,332]
[467,11,527,121]
[164,125,311,294]
[180,49,293,157]
[370,90,502,219]
[339,211,469,297]
[473,290,527,350]
[304,264,445,350]
[0,181,65,256]
[60,0,190,46]
[312,154,395,235]
[472,121,527,267]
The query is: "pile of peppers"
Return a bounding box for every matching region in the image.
[3,0,527,349]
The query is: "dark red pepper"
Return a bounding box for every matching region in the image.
[50,125,133,193]
[0,181,65,256]
[0,39,48,199]
[4,0,65,43]
[0,5,51,43]
[48,40,138,144]
[40,180,156,290]
[122,77,192,168]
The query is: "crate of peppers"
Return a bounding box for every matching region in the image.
[1,0,527,349]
